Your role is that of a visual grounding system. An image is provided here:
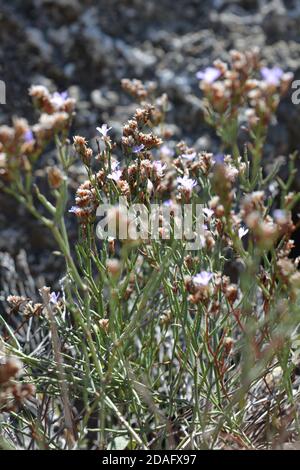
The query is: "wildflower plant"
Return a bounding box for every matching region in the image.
[1,50,300,450]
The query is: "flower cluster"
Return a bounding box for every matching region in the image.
[121,78,151,101]
[121,105,163,152]
[69,180,98,224]
[0,358,35,413]
[0,85,74,182]
[7,295,43,318]
[73,135,93,166]
[197,49,293,137]
[29,86,75,115]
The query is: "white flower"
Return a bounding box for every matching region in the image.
[238,226,249,239]
[176,175,197,191]
[50,292,60,304]
[203,208,214,218]
[153,160,166,177]
[51,91,68,109]
[193,271,213,286]
[107,170,122,182]
[147,179,154,195]
[181,151,196,161]
[196,67,221,83]
[111,160,120,171]
[226,165,239,182]
[96,124,112,137]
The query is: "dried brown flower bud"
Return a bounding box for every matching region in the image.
[225,284,238,305]
[73,135,87,147]
[7,295,27,308]
[121,78,148,101]
[223,337,234,355]
[23,301,43,319]
[0,125,14,146]
[0,358,22,384]
[13,118,29,140]
[99,319,109,334]
[29,85,55,114]
[71,180,98,224]
[277,258,295,279]
[106,259,121,277]
[47,167,64,189]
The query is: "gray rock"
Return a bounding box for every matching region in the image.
[26,27,53,60]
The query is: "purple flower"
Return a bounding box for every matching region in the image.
[132,144,145,153]
[193,271,213,286]
[176,175,197,191]
[261,67,283,86]
[238,226,249,239]
[160,145,174,158]
[163,199,173,207]
[196,67,221,83]
[24,129,34,143]
[50,292,60,304]
[96,124,112,138]
[69,206,79,214]
[273,209,287,224]
[181,151,196,161]
[213,153,225,165]
[52,91,68,108]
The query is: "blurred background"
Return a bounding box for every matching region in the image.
[0,0,300,289]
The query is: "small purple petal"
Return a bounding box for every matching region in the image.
[160,145,174,158]
[50,292,60,304]
[163,199,173,207]
[196,67,221,84]
[52,91,68,108]
[132,144,145,153]
[24,129,34,143]
[261,67,283,86]
[213,153,225,165]
[69,206,78,214]
[273,209,287,223]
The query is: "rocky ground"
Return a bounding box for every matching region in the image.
[1,0,300,301]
